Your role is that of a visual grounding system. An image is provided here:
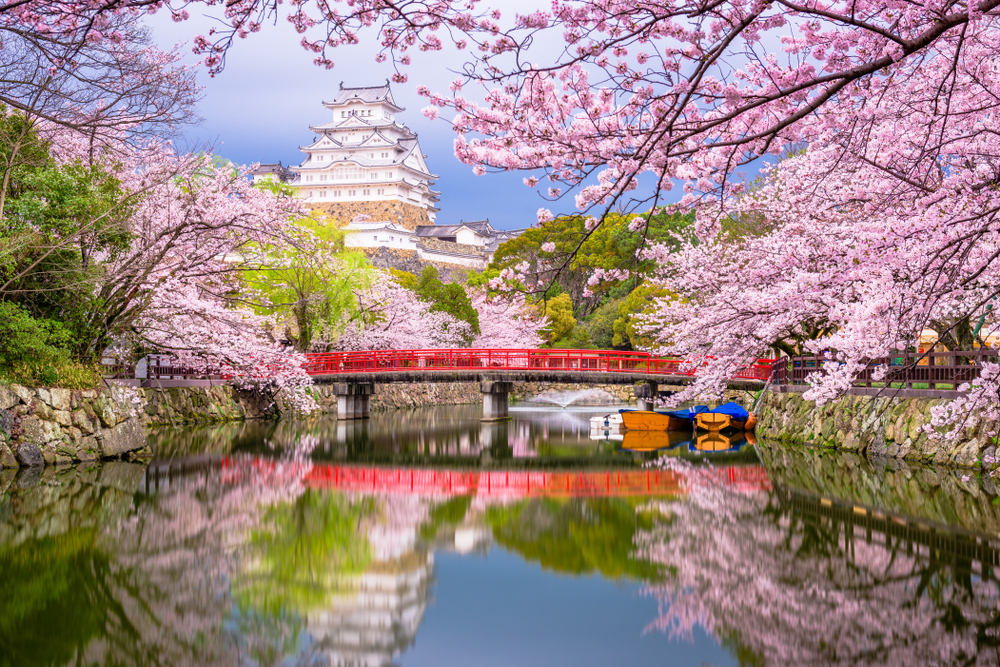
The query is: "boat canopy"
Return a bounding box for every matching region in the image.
[707,402,750,420]
[665,405,709,420]
[618,406,709,419]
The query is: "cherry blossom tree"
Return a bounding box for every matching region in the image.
[12,126,319,407]
[469,290,548,349]
[331,271,471,350]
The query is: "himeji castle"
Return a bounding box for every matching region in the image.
[254,81,523,268]
[253,81,440,229]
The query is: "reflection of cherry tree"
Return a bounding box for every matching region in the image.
[636,460,1000,666]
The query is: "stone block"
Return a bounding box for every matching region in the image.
[9,384,33,404]
[0,441,17,468]
[49,388,71,412]
[14,442,43,467]
[72,409,96,435]
[0,385,20,410]
[100,418,145,458]
[31,399,53,421]
[93,395,119,428]
[52,410,73,427]
[19,415,61,445]
[56,441,78,458]
[35,387,51,406]
[0,409,13,440]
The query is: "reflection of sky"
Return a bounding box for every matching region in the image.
[402,549,734,667]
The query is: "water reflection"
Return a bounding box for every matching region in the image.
[3,425,1000,666]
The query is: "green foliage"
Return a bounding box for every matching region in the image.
[0,113,137,359]
[235,490,373,618]
[392,266,480,342]
[0,301,100,387]
[244,212,373,352]
[583,297,624,349]
[612,284,675,349]
[465,267,500,291]
[489,210,694,317]
[544,293,576,345]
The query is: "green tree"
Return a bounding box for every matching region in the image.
[544,293,576,345]
[244,206,373,352]
[583,297,625,349]
[489,210,694,316]
[391,266,480,343]
[613,284,675,349]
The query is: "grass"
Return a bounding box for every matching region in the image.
[1,358,105,390]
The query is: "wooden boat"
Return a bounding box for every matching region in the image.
[622,430,691,452]
[619,405,708,432]
[694,402,755,432]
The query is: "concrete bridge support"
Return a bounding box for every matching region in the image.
[634,381,659,411]
[332,382,375,420]
[481,381,513,421]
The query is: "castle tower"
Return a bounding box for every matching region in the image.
[274,81,441,229]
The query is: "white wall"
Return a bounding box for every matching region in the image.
[345,229,418,250]
[455,228,488,247]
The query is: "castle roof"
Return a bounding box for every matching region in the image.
[323,81,404,111]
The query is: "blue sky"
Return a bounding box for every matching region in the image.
[145,11,566,230]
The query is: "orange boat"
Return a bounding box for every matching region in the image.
[620,410,690,432]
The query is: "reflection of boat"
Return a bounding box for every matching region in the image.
[620,405,708,432]
[695,402,754,432]
[694,431,747,452]
[589,430,624,442]
[622,430,691,451]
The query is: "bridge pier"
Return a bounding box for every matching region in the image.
[481,381,513,421]
[332,382,375,420]
[635,381,659,411]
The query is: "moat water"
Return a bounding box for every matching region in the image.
[2,403,999,666]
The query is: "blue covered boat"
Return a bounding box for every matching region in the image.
[619,405,708,431]
[694,402,756,432]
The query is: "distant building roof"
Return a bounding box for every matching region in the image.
[250,162,297,183]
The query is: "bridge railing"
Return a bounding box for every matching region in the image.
[768,349,999,391]
[303,348,776,380]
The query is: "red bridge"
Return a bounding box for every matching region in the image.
[136,348,775,420]
[302,348,774,383]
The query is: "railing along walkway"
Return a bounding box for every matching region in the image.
[769,350,999,397]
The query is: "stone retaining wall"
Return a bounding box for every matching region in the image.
[757,391,998,469]
[0,384,149,470]
[1,378,691,471]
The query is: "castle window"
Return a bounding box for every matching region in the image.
[321,190,327,198]
[320,175,327,182]
[341,111,346,118]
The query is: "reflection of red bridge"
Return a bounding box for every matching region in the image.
[302,463,772,498]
